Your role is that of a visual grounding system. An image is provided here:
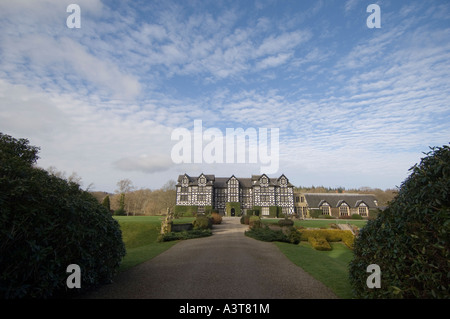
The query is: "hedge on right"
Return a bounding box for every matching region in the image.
[349,145,450,299]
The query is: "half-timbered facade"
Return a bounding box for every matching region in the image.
[176,173,295,216]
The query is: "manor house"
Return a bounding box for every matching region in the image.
[175,173,295,217]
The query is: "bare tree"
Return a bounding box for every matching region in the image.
[115,178,134,194]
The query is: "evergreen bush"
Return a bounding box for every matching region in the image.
[349,145,450,299]
[0,133,126,298]
[192,215,212,230]
[249,216,261,229]
[278,218,294,227]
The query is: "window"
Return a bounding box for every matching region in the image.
[322,205,330,215]
[339,204,349,216]
[262,207,269,216]
[295,196,300,203]
[359,206,368,216]
[197,194,205,202]
[279,195,288,203]
[180,195,188,202]
[181,187,188,193]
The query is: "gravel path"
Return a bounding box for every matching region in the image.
[82,217,337,299]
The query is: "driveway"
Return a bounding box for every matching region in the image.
[82,217,337,299]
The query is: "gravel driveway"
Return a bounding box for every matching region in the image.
[82,217,337,299]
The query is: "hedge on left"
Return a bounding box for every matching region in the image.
[0,133,126,298]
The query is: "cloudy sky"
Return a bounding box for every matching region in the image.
[0,0,449,192]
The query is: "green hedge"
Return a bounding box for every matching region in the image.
[174,205,198,217]
[192,215,212,229]
[158,229,212,242]
[245,226,301,244]
[349,145,450,299]
[226,202,241,216]
[0,133,126,299]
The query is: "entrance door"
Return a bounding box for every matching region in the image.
[231,208,235,216]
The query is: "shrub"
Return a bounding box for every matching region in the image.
[210,212,222,225]
[114,207,126,216]
[158,229,212,242]
[192,215,212,230]
[349,145,450,299]
[249,216,261,229]
[278,218,294,227]
[318,214,334,219]
[287,228,302,244]
[299,229,355,250]
[245,227,287,242]
[308,236,332,251]
[351,214,363,220]
[0,133,126,299]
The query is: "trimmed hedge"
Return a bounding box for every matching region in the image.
[299,229,355,249]
[192,215,213,230]
[0,133,126,299]
[349,145,450,299]
[174,205,198,217]
[245,226,301,244]
[158,229,212,242]
[308,236,332,251]
[278,218,294,227]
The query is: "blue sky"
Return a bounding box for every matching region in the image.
[0,0,449,192]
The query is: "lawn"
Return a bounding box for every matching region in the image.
[275,240,355,299]
[113,216,195,271]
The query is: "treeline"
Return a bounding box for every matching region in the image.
[294,186,398,207]
[90,179,176,216]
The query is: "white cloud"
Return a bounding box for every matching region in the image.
[113,154,173,174]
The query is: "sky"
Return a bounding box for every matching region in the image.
[0,0,449,193]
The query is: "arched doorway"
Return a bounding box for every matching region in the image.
[231,208,235,216]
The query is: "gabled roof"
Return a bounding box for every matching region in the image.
[176,173,294,188]
[176,174,215,186]
[303,193,378,208]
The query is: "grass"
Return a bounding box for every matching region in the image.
[113,216,194,271]
[275,241,355,299]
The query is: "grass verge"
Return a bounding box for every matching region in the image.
[114,216,195,272]
[275,241,354,298]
